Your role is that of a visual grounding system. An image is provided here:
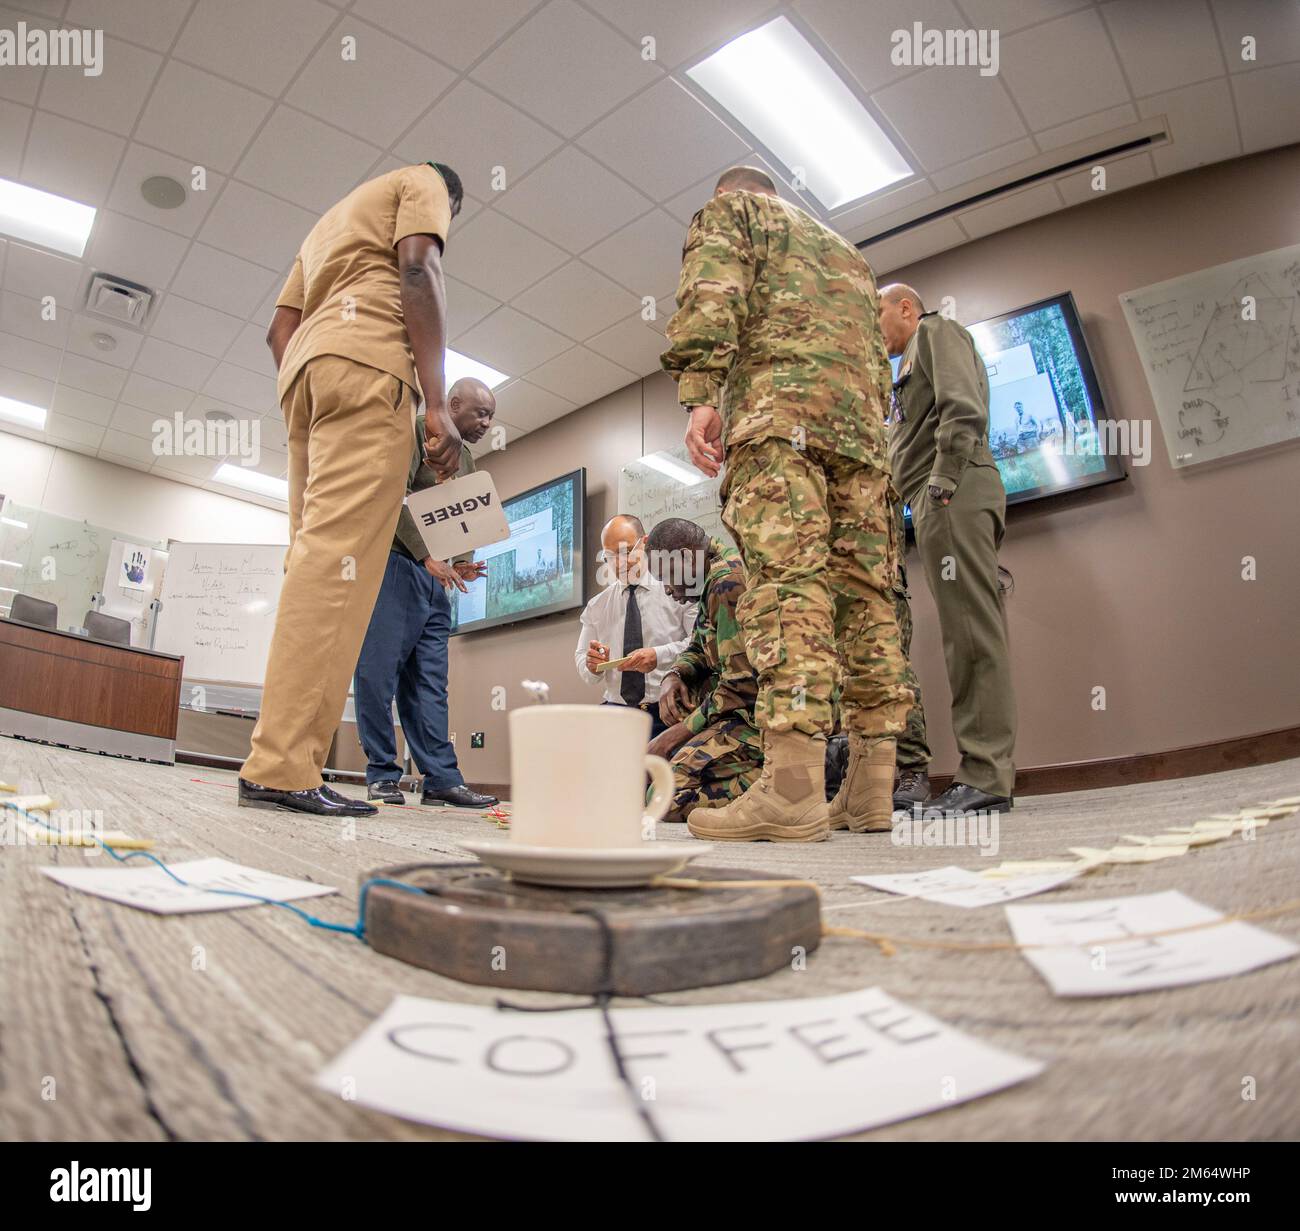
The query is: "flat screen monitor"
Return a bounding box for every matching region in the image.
[892,292,1125,518]
[449,467,585,636]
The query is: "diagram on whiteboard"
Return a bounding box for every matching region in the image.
[1121,244,1300,468]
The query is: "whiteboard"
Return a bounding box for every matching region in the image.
[1120,243,1300,468]
[619,445,734,545]
[154,542,286,685]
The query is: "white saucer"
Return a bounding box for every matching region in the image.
[457,839,711,888]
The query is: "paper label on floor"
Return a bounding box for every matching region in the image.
[40,857,336,914]
[315,988,1043,1142]
[1005,889,1299,997]
[851,865,1081,907]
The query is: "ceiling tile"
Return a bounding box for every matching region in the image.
[351,0,533,70]
[444,275,501,340]
[873,67,1027,171]
[0,290,68,347]
[105,144,225,238]
[859,217,968,277]
[456,305,572,375]
[120,371,196,416]
[0,5,45,103]
[495,146,652,254]
[21,110,125,206]
[236,107,381,213]
[288,20,456,147]
[1211,0,1300,72]
[37,36,162,136]
[586,314,670,376]
[796,0,968,93]
[66,314,142,369]
[152,452,222,482]
[2,242,84,303]
[57,350,128,400]
[999,9,1132,132]
[83,210,189,292]
[0,362,53,407]
[0,100,29,178]
[1057,151,1156,206]
[513,260,640,341]
[488,379,577,433]
[470,0,660,138]
[1137,78,1241,175]
[99,427,159,464]
[66,0,193,53]
[149,294,242,359]
[45,411,106,449]
[50,382,116,426]
[108,401,166,441]
[1102,0,1226,96]
[581,209,685,300]
[930,138,1039,192]
[1034,103,1140,150]
[134,61,274,174]
[578,78,748,201]
[442,210,568,301]
[169,244,277,317]
[198,182,317,269]
[132,335,218,389]
[0,329,62,381]
[956,182,1064,240]
[172,0,339,95]
[525,344,636,406]
[1231,62,1300,153]
[255,412,288,450]
[955,0,1094,31]
[599,0,777,70]
[831,178,937,244]
[202,362,278,415]
[224,323,278,377]
[394,79,564,202]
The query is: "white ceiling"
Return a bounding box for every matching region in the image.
[0,0,1296,510]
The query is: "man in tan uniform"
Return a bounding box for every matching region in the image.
[239,162,464,817]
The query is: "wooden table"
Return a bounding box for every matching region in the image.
[0,617,183,763]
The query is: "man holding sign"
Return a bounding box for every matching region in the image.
[353,377,500,809]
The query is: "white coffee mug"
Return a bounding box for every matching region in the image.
[508,704,674,849]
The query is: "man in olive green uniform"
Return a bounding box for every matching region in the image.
[661,166,912,842]
[645,518,762,826]
[879,285,1016,813]
[889,487,933,806]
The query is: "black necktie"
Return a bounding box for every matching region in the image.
[620,584,645,707]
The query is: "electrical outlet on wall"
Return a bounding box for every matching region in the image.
[471,732,485,749]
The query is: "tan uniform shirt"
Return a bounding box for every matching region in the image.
[274,164,452,404]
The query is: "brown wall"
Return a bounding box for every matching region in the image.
[448,145,1300,787]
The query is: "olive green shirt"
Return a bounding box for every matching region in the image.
[889,313,997,505]
[393,414,476,564]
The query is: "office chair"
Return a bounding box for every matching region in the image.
[83,610,132,646]
[9,593,58,629]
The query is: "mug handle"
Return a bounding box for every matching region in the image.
[642,754,674,832]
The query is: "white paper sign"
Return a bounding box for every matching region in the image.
[40,857,337,915]
[405,470,509,560]
[1005,890,1299,997]
[117,541,153,591]
[851,865,1082,908]
[315,988,1043,1141]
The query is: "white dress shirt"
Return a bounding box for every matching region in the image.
[574,571,696,704]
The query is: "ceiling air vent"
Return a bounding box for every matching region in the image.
[84,273,154,328]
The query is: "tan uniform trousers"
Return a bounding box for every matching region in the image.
[242,355,415,790]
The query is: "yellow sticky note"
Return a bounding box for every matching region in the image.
[1069,845,1188,865]
[594,656,633,674]
[0,781,16,792]
[1263,796,1300,807]
[1,794,56,812]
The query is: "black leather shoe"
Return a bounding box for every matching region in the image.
[421,785,500,808]
[366,780,406,805]
[893,768,931,810]
[925,782,1013,814]
[238,778,377,817]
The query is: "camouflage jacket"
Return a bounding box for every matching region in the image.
[670,538,759,741]
[661,190,892,469]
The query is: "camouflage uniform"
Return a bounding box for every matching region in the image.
[663,537,763,822]
[890,487,932,771]
[661,190,912,740]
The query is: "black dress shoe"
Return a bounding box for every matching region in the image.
[893,768,931,810]
[238,778,378,817]
[925,782,1013,814]
[366,780,406,805]
[421,784,500,808]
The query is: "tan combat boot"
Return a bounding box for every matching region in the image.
[828,736,896,833]
[687,729,829,843]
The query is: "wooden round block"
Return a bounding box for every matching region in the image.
[362,861,822,996]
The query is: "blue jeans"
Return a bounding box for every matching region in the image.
[354,551,465,792]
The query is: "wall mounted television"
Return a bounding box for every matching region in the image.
[894,291,1126,519]
[449,467,586,636]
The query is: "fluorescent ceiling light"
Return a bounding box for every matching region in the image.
[0,396,48,430]
[1,517,29,529]
[446,348,508,391]
[640,451,706,487]
[214,463,289,502]
[0,176,96,257]
[687,17,911,211]
[0,559,21,567]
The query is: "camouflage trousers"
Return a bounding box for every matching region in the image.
[665,717,763,824]
[720,437,913,739]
